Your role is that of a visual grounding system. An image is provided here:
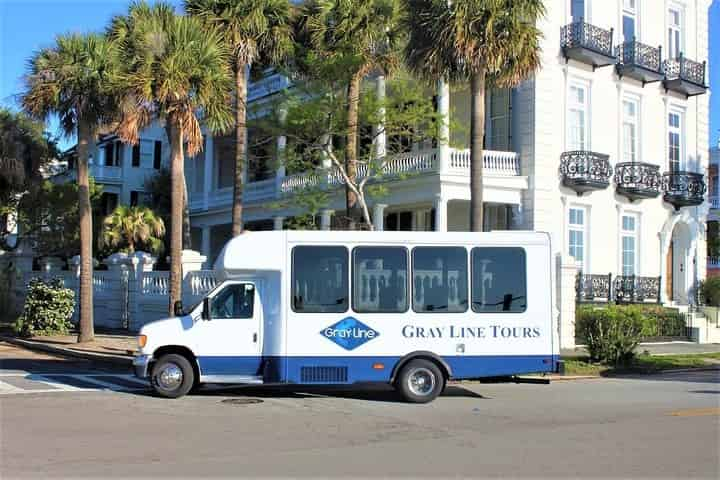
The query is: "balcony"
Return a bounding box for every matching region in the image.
[190,148,521,211]
[560,151,612,195]
[663,55,707,97]
[614,162,662,201]
[561,21,616,69]
[63,164,123,184]
[662,171,706,210]
[615,40,664,85]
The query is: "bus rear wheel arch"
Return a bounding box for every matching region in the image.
[394,358,446,403]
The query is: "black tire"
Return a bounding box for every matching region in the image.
[395,359,444,403]
[151,354,195,399]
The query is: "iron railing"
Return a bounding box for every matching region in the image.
[561,21,614,58]
[616,40,662,73]
[663,54,706,86]
[560,151,613,193]
[614,162,662,200]
[662,171,706,209]
[576,272,661,304]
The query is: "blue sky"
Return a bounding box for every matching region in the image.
[0,0,718,151]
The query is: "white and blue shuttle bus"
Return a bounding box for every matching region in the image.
[133,231,559,403]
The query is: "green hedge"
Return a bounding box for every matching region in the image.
[14,278,75,337]
[576,304,686,366]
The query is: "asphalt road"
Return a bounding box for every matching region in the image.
[1,342,719,478]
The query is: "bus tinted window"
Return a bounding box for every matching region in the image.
[292,246,348,313]
[412,247,468,313]
[471,247,527,313]
[353,247,408,313]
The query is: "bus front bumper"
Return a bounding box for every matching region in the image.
[133,355,152,379]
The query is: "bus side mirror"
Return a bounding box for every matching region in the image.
[173,300,184,317]
[201,297,211,321]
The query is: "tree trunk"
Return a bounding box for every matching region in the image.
[182,180,191,249]
[469,70,486,232]
[76,120,94,343]
[168,122,185,315]
[345,72,363,229]
[231,61,247,237]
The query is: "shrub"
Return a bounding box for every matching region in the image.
[635,305,686,338]
[13,278,75,337]
[576,304,644,366]
[699,277,720,307]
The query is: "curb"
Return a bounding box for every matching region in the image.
[0,335,134,367]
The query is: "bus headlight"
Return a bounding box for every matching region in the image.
[137,335,147,349]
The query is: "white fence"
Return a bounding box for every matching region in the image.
[7,252,218,332]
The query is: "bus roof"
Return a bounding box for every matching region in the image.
[214,230,551,274]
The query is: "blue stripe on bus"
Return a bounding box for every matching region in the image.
[197,354,559,384]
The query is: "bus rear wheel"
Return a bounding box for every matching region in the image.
[151,354,194,399]
[396,359,444,403]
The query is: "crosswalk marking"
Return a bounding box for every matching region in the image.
[0,373,150,396]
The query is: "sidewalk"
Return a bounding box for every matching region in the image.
[0,331,136,366]
[562,341,720,358]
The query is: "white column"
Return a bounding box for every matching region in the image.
[659,232,669,305]
[373,204,387,231]
[374,75,387,159]
[320,209,334,231]
[437,79,451,174]
[203,135,214,210]
[273,216,285,230]
[434,195,447,232]
[556,254,579,349]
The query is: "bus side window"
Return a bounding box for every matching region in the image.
[292,246,349,313]
[412,247,468,313]
[471,247,527,313]
[352,246,408,313]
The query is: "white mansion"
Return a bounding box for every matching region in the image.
[59,0,711,313]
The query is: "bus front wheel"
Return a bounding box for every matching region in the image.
[151,354,195,398]
[396,359,444,403]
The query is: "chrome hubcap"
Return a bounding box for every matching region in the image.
[407,367,435,396]
[158,363,183,390]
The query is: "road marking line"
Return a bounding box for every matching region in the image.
[0,379,24,393]
[668,407,720,417]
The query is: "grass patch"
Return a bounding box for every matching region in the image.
[562,353,720,376]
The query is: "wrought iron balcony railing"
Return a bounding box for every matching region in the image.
[561,21,616,69]
[663,54,707,97]
[576,272,661,304]
[576,273,613,302]
[662,171,706,210]
[613,275,662,304]
[560,151,612,195]
[614,162,662,201]
[615,40,663,85]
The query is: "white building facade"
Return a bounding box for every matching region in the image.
[58,1,711,328]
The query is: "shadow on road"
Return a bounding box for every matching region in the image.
[0,357,131,374]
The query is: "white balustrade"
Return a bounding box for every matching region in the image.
[708,257,720,268]
[710,196,719,209]
[90,165,122,183]
[448,148,520,176]
[186,270,219,296]
[142,272,170,296]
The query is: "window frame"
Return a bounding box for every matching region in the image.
[667,5,683,59]
[622,0,638,43]
[620,213,640,276]
[351,246,409,314]
[667,109,684,172]
[568,205,589,272]
[566,80,590,151]
[622,96,640,163]
[291,245,349,314]
[411,246,469,314]
[470,247,528,314]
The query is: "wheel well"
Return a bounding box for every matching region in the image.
[391,352,451,384]
[153,345,200,385]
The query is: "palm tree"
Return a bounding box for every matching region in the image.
[100,205,166,254]
[110,1,233,313]
[296,0,403,228]
[404,0,544,231]
[22,33,120,342]
[185,0,294,237]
